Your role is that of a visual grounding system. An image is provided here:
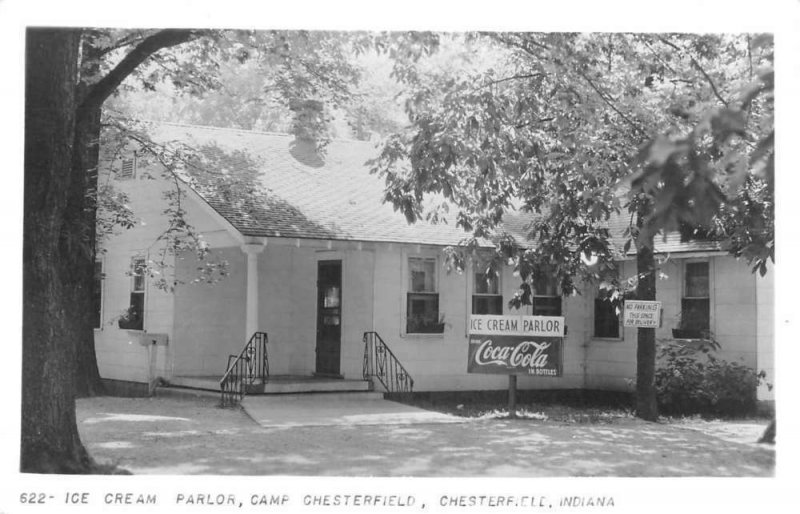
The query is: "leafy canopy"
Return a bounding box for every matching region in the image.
[370,32,774,303]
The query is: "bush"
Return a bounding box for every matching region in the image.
[654,339,765,417]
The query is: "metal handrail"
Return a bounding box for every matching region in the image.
[362,331,414,397]
[220,332,269,407]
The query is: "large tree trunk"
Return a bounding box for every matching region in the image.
[22,28,94,472]
[634,238,659,421]
[69,107,105,398]
[71,38,105,396]
[68,29,196,396]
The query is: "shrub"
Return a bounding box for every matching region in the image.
[654,339,765,417]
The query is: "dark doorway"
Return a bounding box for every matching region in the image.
[315,260,342,376]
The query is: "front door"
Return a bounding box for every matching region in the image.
[315,260,342,376]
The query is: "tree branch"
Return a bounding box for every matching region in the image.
[473,73,545,92]
[577,70,648,137]
[657,36,728,108]
[79,29,199,115]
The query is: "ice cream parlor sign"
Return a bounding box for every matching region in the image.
[468,315,564,376]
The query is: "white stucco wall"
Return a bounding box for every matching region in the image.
[585,254,767,393]
[368,245,587,392]
[96,159,772,396]
[94,159,240,383]
[756,271,775,401]
[94,169,177,383]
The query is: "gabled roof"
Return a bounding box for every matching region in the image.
[150,123,474,246]
[145,122,722,255]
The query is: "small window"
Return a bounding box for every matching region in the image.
[532,271,561,316]
[120,257,146,330]
[117,156,136,180]
[407,257,443,334]
[681,261,710,335]
[472,269,503,315]
[594,296,620,338]
[92,260,103,329]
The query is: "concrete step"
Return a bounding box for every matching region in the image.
[166,375,373,395]
[248,391,385,402]
[262,379,371,394]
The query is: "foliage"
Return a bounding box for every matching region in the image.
[371,33,773,296]
[632,34,774,274]
[654,338,765,416]
[370,32,772,421]
[93,30,381,290]
[106,59,294,133]
[115,305,142,330]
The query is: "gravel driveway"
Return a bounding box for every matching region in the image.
[77,396,774,477]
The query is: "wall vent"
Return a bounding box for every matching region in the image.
[118,157,136,179]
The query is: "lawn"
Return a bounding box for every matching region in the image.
[76,394,775,476]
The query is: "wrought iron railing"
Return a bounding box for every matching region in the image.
[362,331,414,397]
[220,332,269,407]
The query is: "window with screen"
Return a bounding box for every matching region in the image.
[406,257,443,334]
[532,271,561,316]
[120,257,146,330]
[594,295,620,338]
[472,268,503,315]
[681,261,710,336]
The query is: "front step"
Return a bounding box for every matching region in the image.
[166,375,372,395]
[263,377,371,394]
[249,391,385,402]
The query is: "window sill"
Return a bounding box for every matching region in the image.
[591,337,624,343]
[401,332,445,340]
[671,337,710,343]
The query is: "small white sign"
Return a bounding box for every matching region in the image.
[469,314,565,337]
[623,300,662,328]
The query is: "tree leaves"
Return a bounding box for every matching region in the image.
[370,32,773,306]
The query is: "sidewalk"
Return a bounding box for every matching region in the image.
[241,392,468,428]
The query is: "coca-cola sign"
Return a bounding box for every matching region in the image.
[468,315,564,376]
[468,336,562,376]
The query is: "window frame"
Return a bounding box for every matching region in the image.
[593,293,622,340]
[120,256,146,331]
[471,263,503,316]
[531,268,562,316]
[679,259,712,337]
[404,254,444,336]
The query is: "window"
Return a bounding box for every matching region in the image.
[532,271,561,316]
[120,257,145,330]
[680,261,710,336]
[594,294,620,338]
[92,260,103,329]
[406,257,443,334]
[472,268,503,315]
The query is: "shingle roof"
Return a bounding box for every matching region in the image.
[151,123,475,246]
[148,122,722,255]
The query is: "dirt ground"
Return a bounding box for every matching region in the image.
[76,395,774,477]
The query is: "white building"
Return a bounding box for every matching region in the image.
[93,123,774,405]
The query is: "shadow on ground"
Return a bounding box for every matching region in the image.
[77,396,774,477]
